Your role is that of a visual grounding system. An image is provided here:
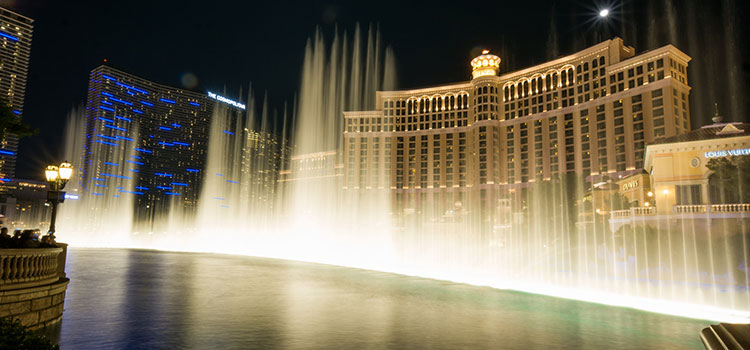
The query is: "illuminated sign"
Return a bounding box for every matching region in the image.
[704,148,750,158]
[207,92,246,110]
[472,69,497,79]
[622,180,639,191]
[64,194,79,200]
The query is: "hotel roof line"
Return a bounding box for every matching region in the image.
[608,44,691,73]
[0,7,34,23]
[90,64,250,105]
[372,38,690,98]
[89,64,208,99]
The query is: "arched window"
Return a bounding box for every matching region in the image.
[510,85,515,99]
[592,59,598,68]
[599,57,605,66]
[523,81,529,97]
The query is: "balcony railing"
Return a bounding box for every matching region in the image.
[0,248,63,291]
[610,207,656,219]
[673,205,707,214]
[633,207,656,215]
[673,204,750,214]
[710,203,750,213]
[610,210,631,218]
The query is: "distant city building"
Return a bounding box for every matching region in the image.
[0,179,50,230]
[80,65,245,223]
[278,151,342,185]
[345,38,692,219]
[241,129,289,210]
[0,7,33,179]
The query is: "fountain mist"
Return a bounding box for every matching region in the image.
[54,22,749,323]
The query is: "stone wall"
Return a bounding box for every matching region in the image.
[0,245,68,330]
[0,278,69,330]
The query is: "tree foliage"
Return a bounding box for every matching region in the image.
[0,103,37,140]
[0,318,59,350]
[706,156,750,203]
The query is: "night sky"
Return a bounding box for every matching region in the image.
[4,0,748,180]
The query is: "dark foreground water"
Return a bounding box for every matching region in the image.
[47,248,711,349]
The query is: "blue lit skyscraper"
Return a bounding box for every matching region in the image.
[0,7,33,179]
[80,65,243,228]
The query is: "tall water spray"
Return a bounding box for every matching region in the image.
[58,107,138,246]
[281,24,398,265]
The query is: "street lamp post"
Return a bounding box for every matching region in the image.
[45,161,73,237]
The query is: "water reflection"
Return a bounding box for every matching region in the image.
[52,249,709,349]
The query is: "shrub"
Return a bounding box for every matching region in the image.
[0,318,59,350]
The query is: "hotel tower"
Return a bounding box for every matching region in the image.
[0,7,33,179]
[344,38,692,217]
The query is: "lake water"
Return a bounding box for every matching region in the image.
[47,248,710,349]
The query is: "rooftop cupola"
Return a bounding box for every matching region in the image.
[470,50,501,79]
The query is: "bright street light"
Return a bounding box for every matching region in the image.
[59,161,73,181]
[599,9,609,17]
[45,165,59,183]
[45,161,74,236]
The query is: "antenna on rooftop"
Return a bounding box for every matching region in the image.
[711,103,722,124]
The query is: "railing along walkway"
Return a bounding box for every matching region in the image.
[0,248,63,290]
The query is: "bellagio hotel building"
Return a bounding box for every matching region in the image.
[343,38,691,216]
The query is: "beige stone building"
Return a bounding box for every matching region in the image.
[344,38,691,217]
[644,121,750,215]
[608,120,750,231]
[616,170,653,208]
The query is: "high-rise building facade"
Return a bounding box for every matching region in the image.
[81,65,244,223]
[344,38,692,216]
[240,129,289,210]
[0,7,33,179]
